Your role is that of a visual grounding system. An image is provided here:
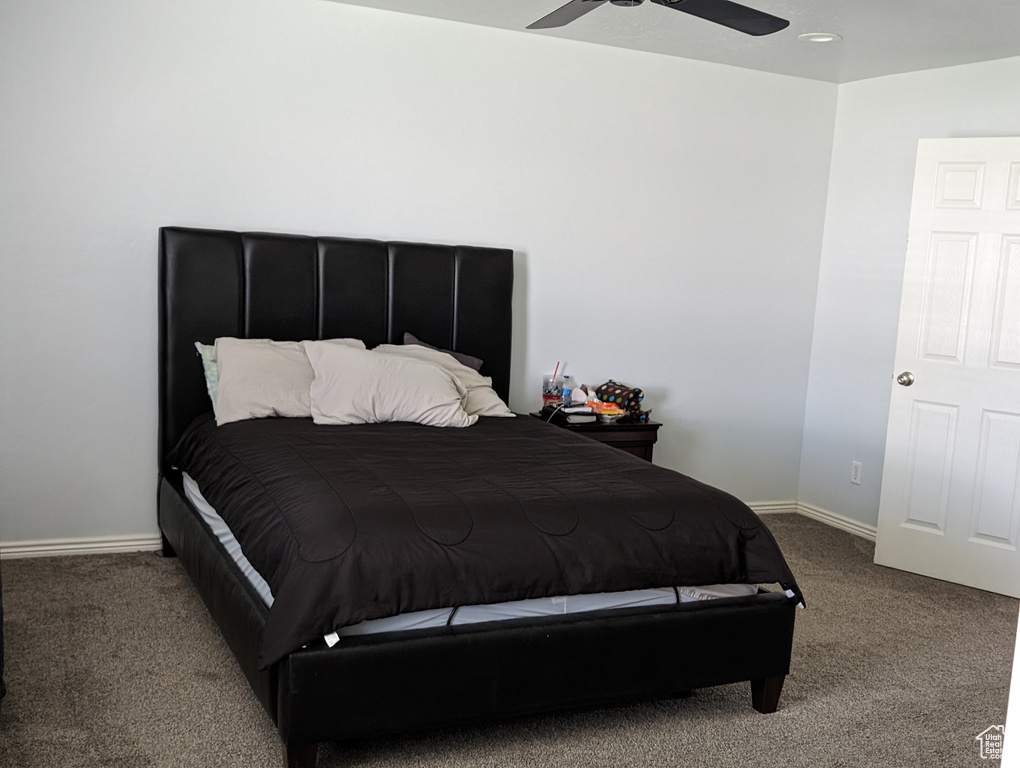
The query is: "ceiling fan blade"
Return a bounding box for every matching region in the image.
[650,0,789,36]
[527,0,609,30]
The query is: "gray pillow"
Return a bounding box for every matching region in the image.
[403,332,483,372]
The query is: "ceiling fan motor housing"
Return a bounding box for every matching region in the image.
[609,0,645,6]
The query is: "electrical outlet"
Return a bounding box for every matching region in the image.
[851,461,862,485]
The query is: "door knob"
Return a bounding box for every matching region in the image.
[896,371,915,386]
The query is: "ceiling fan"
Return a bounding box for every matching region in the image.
[527,0,789,37]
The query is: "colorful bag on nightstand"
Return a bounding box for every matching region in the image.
[595,380,644,415]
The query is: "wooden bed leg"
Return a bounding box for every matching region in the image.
[750,674,785,713]
[283,741,318,768]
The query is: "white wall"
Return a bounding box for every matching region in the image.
[798,55,1020,528]
[0,0,836,544]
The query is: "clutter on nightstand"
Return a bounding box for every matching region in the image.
[540,364,653,431]
[541,363,652,424]
[538,402,597,425]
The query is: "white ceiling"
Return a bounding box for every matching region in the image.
[324,0,1020,83]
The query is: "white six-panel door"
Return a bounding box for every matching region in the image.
[874,137,1020,598]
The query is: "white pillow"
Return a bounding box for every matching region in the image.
[372,344,514,418]
[213,337,364,425]
[303,342,478,428]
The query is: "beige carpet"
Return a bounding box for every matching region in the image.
[0,513,1015,767]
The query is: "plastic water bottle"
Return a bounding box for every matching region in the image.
[561,375,573,404]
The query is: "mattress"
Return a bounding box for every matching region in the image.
[183,473,763,638]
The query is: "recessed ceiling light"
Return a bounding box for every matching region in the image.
[798,32,842,43]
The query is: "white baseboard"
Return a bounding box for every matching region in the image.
[0,534,162,560]
[749,500,878,542]
[794,502,878,541]
[747,500,801,516]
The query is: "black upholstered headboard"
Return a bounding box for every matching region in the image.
[158,227,514,468]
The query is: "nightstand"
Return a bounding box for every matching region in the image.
[531,413,661,462]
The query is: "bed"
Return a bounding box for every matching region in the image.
[157,226,802,768]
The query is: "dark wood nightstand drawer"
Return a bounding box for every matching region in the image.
[530,413,661,462]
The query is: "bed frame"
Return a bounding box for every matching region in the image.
[157,226,797,768]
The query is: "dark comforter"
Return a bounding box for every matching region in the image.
[168,414,801,668]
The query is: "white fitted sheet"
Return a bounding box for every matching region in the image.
[182,473,759,637]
